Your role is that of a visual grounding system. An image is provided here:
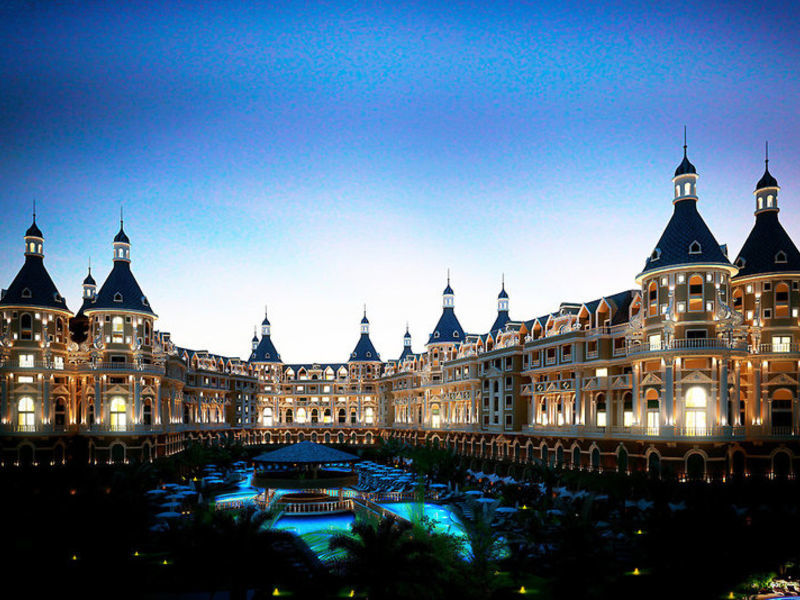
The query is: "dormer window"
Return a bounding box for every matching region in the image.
[650,248,661,261]
[776,251,788,264]
[689,241,702,255]
[113,292,123,302]
[366,352,371,357]
[21,288,31,298]
[434,331,440,338]
[141,296,149,306]
[736,257,746,269]
[453,331,459,337]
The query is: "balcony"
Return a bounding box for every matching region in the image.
[752,343,800,355]
[627,338,748,356]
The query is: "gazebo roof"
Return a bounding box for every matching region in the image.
[252,441,359,465]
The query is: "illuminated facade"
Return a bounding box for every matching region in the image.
[1,146,799,477]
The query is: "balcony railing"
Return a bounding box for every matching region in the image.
[628,338,748,355]
[752,343,800,354]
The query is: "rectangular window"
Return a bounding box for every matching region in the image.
[19,354,34,367]
[764,282,772,291]
[764,308,772,319]
[648,334,662,351]
[772,336,792,353]
[54,356,64,370]
[647,410,659,434]
[17,375,34,383]
[596,411,607,427]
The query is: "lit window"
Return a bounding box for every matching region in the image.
[111,317,124,342]
[19,354,34,367]
[18,397,35,430]
[688,275,704,311]
[110,397,127,431]
[772,336,792,353]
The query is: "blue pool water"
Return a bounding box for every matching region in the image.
[379,502,467,539]
[274,512,356,563]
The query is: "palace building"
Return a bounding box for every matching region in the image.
[1,145,799,478]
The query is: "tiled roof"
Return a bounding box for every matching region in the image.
[350,333,381,362]
[86,261,155,315]
[0,255,70,312]
[734,211,800,278]
[640,199,731,276]
[250,334,282,363]
[428,307,465,344]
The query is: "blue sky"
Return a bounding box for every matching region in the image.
[1,0,799,362]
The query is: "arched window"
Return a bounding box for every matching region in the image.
[144,321,151,345]
[110,397,127,431]
[338,408,346,424]
[732,287,743,311]
[55,318,64,343]
[263,407,273,426]
[364,406,374,424]
[349,407,357,424]
[622,392,633,427]
[688,241,702,254]
[143,399,152,425]
[55,398,66,427]
[648,281,658,316]
[688,275,704,311]
[430,404,441,428]
[767,194,774,207]
[775,283,790,317]
[684,182,691,195]
[20,313,33,340]
[595,393,607,427]
[18,397,35,430]
[295,407,307,424]
[285,408,293,424]
[111,316,124,342]
[646,389,660,434]
[684,386,707,434]
[310,408,319,423]
[771,388,793,432]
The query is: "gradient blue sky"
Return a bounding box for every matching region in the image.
[1,1,799,362]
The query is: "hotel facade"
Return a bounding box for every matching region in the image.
[2,147,799,479]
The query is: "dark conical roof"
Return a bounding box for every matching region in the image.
[250,332,282,363]
[86,261,155,315]
[756,166,778,190]
[443,283,454,295]
[498,285,508,299]
[428,307,465,344]
[0,255,70,312]
[262,313,271,326]
[114,224,130,244]
[489,309,510,335]
[26,219,43,238]
[734,211,800,278]
[251,332,258,342]
[403,327,411,339]
[83,268,96,286]
[361,314,369,324]
[350,332,380,362]
[639,198,731,277]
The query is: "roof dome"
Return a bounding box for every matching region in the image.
[83,269,96,286]
[361,314,369,324]
[674,147,697,177]
[756,166,778,190]
[404,328,411,339]
[25,219,43,238]
[252,332,258,342]
[114,224,130,244]
[443,283,454,295]
[262,314,271,326]
[498,284,508,299]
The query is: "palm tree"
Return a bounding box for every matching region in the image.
[329,515,454,600]
[447,497,506,596]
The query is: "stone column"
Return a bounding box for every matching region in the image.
[134,378,141,426]
[720,361,729,427]
[754,364,762,425]
[94,378,101,426]
[632,365,640,426]
[664,359,674,426]
[735,362,742,426]
[575,373,582,425]
[1,375,7,424]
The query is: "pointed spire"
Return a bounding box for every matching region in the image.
[756,140,778,191]
[674,126,697,177]
[25,199,43,239]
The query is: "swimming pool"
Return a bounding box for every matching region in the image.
[378,502,467,539]
[274,512,355,563]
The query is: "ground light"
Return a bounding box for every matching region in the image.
[519,586,527,594]
[272,588,280,597]
[71,554,78,561]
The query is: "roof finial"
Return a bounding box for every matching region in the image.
[501,272,505,290]
[406,321,409,333]
[765,140,769,168]
[447,268,450,286]
[683,125,687,156]
[88,256,91,275]
[120,205,124,228]
[363,303,367,318]
[265,304,268,318]
[33,198,36,223]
